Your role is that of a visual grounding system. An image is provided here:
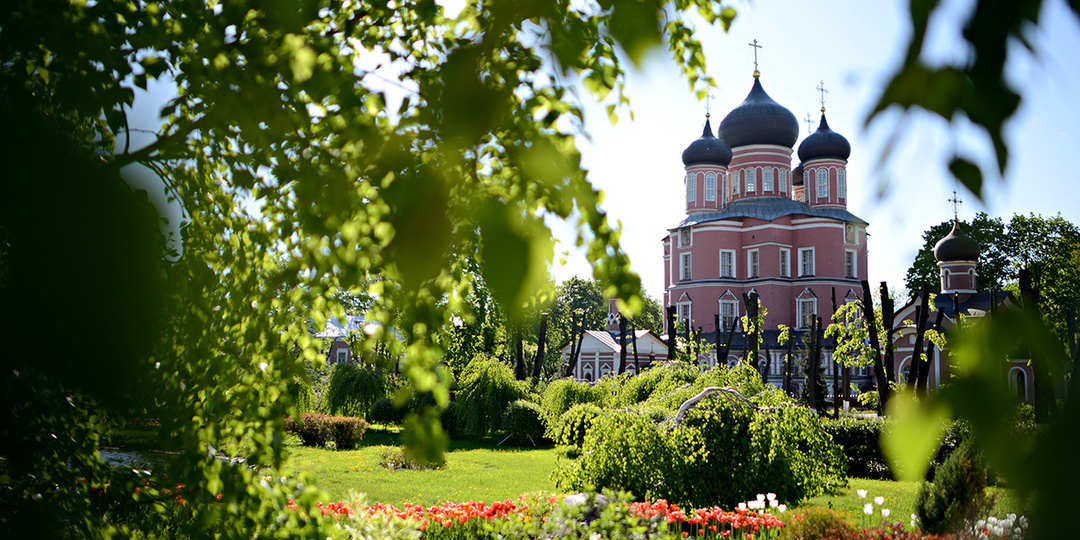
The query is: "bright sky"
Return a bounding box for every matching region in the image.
[552,0,1080,301]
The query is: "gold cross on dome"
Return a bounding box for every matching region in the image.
[748,39,762,73]
[948,190,963,221]
[705,90,715,117]
[816,80,829,111]
[804,113,816,133]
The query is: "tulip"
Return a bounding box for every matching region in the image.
[863,503,873,515]
[857,489,867,499]
[874,496,884,505]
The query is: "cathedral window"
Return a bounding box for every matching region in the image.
[845,250,856,278]
[780,170,788,193]
[797,298,817,329]
[687,173,696,202]
[681,252,692,281]
[732,171,740,195]
[799,248,815,276]
[746,169,756,192]
[779,248,790,277]
[679,227,692,248]
[943,269,951,290]
[719,300,738,331]
[763,169,774,192]
[838,169,846,198]
[748,249,760,278]
[719,250,735,278]
[816,169,828,199]
[705,172,716,202]
[336,348,348,364]
[677,302,692,328]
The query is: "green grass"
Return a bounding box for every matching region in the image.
[803,478,1031,527]
[283,427,561,506]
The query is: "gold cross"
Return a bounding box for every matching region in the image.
[948,190,963,221]
[816,80,829,111]
[748,39,762,73]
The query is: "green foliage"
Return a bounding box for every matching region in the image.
[555,403,605,448]
[540,378,607,433]
[288,377,318,414]
[914,438,995,534]
[329,416,369,450]
[782,507,857,540]
[378,446,443,471]
[822,416,892,480]
[610,360,700,408]
[454,355,532,435]
[501,400,545,443]
[324,362,390,419]
[558,366,847,508]
[826,300,881,370]
[905,213,1011,294]
[369,397,405,426]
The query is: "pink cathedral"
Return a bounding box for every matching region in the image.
[663,71,868,361]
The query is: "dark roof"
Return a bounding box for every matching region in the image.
[717,77,799,148]
[682,117,733,166]
[673,197,868,228]
[792,163,804,186]
[934,221,980,262]
[931,290,1011,319]
[797,112,851,162]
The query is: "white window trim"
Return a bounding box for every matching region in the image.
[763,169,773,192]
[816,169,828,199]
[705,172,716,202]
[845,249,857,278]
[687,173,697,203]
[732,170,740,195]
[748,248,760,278]
[838,169,846,198]
[746,169,756,193]
[718,299,739,332]
[797,298,818,329]
[779,248,790,278]
[677,301,692,328]
[799,247,815,277]
[780,170,788,194]
[681,252,692,281]
[336,348,348,363]
[719,249,736,278]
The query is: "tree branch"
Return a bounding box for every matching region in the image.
[668,386,783,427]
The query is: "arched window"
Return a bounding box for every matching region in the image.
[705,172,716,202]
[687,173,696,202]
[1009,367,1028,402]
[746,169,756,192]
[816,169,828,198]
[732,171,740,195]
[779,170,788,193]
[838,169,846,198]
[763,169,774,192]
[943,269,952,290]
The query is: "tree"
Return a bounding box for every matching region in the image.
[1,0,734,536]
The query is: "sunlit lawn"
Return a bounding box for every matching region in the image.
[283,427,561,506]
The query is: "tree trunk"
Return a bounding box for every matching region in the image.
[807,316,819,411]
[666,306,677,361]
[514,323,525,380]
[917,309,946,397]
[784,334,794,397]
[1021,268,1057,422]
[908,287,930,391]
[631,321,641,375]
[532,313,548,381]
[831,287,839,419]
[863,280,888,414]
[763,339,772,382]
[879,282,897,386]
[617,315,628,376]
[564,313,582,378]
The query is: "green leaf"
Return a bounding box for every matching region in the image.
[948,157,982,197]
[882,389,949,482]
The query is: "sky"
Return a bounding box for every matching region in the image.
[549,0,1080,301]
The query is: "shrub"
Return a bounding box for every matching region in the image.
[558,366,847,508]
[329,416,369,450]
[287,377,317,413]
[368,397,404,425]
[610,361,699,408]
[323,362,390,419]
[555,403,604,448]
[540,378,605,435]
[454,354,531,435]
[781,507,857,540]
[285,413,332,447]
[914,438,996,534]
[501,399,544,443]
[441,401,461,438]
[377,446,443,470]
[822,416,891,479]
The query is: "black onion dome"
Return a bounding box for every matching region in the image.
[792,163,804,186]
[681,117,732,166]
[798,112,851,162]
[934,221,980,262]
[717,77,799,148]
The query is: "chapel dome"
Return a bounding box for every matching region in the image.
[792,163,804,186]
[798,112,851,162]
[717,77,799,148]
[934,221,980,262]
[681,117,733,167]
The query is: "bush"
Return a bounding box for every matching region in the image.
[501,399,544,443]
[329,416,369,450]
[287,377,317,413]
[323,362,389,419]
[555,403,604,448]
[454,354,531,435]
[610,361,699,408]
[822,416,891,479]
[557,365,847,508]
[441,401,461,438]
[285,413,332,447]
[540,378,605,435]
[369,397,404,425]
[914,438,995,534]
[781,507,857,540]
[378,446,443,470]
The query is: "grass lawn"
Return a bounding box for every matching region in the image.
[804,478,1031,527]
[283,427,561,506]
